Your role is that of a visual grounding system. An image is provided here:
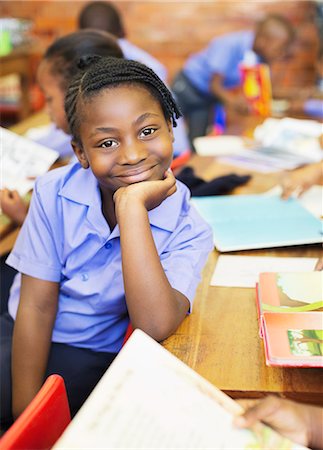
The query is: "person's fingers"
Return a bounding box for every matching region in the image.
[314,258,323,271]
[234,395,281,428]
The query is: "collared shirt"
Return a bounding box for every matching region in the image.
[32,124,74,159]
[7,163,213,353]
[118,38,168,82]
[183,30,256,95]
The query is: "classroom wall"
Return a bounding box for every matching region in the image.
[0,0,320,87]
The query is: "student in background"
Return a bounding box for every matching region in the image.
[78,1,167,82]
[78,0,191,157]
[235,395,323,449]
[172,14,294,148]
[0,56,213,430]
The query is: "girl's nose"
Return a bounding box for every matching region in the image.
[119,140,148,164]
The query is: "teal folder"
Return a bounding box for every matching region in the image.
[191,195,323,252]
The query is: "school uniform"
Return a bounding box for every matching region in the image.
[172,30,258,146]
[33,123,74,159]
[1,162,213,423]
[118,38,167,82]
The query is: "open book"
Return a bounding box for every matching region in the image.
[54,329,307,449]
[191,194,322,252]
[256,271,323,367]
[1,126,59,196]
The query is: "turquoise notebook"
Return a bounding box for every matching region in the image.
[191,195,323,252]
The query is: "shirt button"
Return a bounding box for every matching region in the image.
[81,273,89,282]
[105,242,112,250]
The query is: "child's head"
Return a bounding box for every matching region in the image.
[65,56,181,194]
[78,1,125,38]
[253,14,295,63]
[37,29,123,133]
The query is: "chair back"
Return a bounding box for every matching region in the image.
[0,374,71,450]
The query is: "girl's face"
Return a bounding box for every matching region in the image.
[37,60,69,133]
[73,85,174,195]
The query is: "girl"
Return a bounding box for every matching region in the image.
[0,30,190,226]
[1,56,213,427]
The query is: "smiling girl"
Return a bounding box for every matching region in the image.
[1,56,213,427]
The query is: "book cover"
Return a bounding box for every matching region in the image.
[53,330,308,449]
[191,195,322,252]
[257,272,323,367]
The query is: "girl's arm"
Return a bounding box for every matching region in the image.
[114,171,190,342]
[12,274,59,419]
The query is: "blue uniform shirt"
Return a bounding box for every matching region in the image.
[183,30,255,95]
[118,38,167,82]
[7,163,213,353]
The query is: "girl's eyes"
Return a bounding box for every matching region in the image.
[99,139,119,149]
[139,127,157,138]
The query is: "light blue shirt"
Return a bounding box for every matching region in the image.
[7,163,213,353]
[184,30,255,95]
[35,124,74,159]
[118,38,168,82]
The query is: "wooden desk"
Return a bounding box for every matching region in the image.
[163,155,322,405]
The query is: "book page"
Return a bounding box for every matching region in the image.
[54,330,307,449]
[1,127,59,196]
[211,255,317,288]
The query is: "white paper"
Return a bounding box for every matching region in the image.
[1,127,59,196]
[53,330,307,450]
[193,135,249,156]
[211,255,318,288]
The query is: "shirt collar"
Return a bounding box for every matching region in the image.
[58,163,185,233]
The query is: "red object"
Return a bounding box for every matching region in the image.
[170,150,191,171]
[0,375,71,450]
[122,323,134,346]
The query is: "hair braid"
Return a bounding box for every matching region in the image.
[64,56,182,144]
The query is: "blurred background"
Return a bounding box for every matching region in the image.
[0,0,321,126]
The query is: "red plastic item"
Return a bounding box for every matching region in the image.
[0,374,71,450]
[122,323,134,346]
[170,150,191,171]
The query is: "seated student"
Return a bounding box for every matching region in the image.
[78,0,191,157]
[0,56,213,430]
[235,395,323,450]
[172,14,295,149]
[78,1,167,82]
[0,30,124,313]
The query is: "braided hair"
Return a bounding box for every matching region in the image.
[65,55,182,144]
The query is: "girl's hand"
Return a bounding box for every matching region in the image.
[0,189,28,225]
[114,169,177,212]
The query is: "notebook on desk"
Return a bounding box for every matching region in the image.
[191,195,323,252]
[256,271,323,368]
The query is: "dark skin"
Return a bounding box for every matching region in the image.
[210,18,293,114]
[12,84,190,418]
